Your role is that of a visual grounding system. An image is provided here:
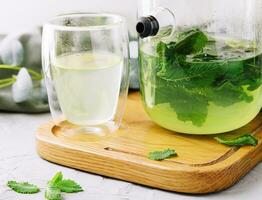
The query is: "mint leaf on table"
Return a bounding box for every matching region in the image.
[45,172,83,200]
[6,172,83,200]
[7,181,40,194]
[215,134,258,146]
[45,172,63,200]
[45,185,62,200]
[48,172,63,185]
[56,179,83,193]
[148,149,177,161]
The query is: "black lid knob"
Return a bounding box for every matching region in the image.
[136,16,159,38]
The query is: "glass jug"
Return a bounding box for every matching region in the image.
[137,0,262,134]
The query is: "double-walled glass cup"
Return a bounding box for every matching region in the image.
[42,14,129,135]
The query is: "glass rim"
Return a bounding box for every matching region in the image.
[44,13,126,31]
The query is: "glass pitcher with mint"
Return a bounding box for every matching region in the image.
[137,0,262,134]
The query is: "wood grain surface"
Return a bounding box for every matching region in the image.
[36,92,262,194]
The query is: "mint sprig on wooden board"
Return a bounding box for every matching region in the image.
[7,181,40,194]
[148,148,177,161]
[215,134,258,147]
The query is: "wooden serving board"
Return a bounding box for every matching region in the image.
[36,92,262,194]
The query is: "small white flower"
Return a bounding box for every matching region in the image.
[0,37,24,66]
[12,68,33,103]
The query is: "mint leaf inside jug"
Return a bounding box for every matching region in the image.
[145,28,262,127]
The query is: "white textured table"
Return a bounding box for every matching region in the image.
[0,113,262,200]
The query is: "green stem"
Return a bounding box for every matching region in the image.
[246,63,261,69]
[0,65,42,80]
[0,77,15,84]
[0,77,16,89]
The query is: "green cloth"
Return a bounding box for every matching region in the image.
[0,29,49,113]
[0,88,48,113]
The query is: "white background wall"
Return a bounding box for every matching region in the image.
[0,0,256,38]
[0,0,137,35]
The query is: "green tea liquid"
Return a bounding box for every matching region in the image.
[140,37,262,134]
[52,52,123,126]
[145,92,261,134]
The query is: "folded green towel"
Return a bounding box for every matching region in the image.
[0,28,49,113]
[0,87,48,113]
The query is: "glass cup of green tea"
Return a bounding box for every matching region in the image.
[42,13,130,135]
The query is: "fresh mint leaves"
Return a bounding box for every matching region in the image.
[148,148,177,161]
[6,172,83,200]
[141,28,261,126]
[215,134,258,146]
[49,171,63,185]
[7,181,40,194]
[166,28,208,55]
[45,172,83,200]
[56,180,83,193]
[45,185,62,200]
